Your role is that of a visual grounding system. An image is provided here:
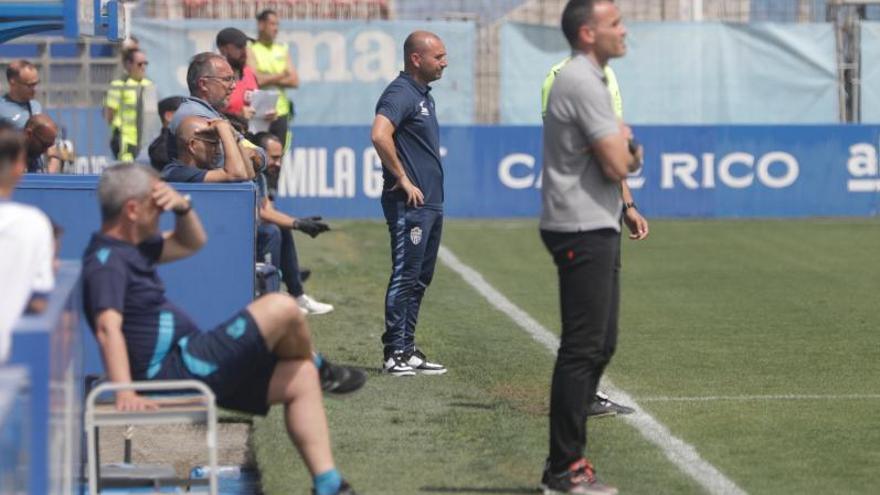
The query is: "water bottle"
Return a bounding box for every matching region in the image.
[190,465,241,480]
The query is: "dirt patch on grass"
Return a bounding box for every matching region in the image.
[490,382,549,416]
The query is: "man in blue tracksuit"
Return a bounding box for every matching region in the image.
[370,31,449,377]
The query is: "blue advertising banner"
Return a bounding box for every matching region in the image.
[274,125,880,218]
[132,19,476,125]
[37,107,880,218]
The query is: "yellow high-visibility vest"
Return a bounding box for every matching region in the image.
[541,58,623,118]
[249,41,292,117]
[105,76,152,159]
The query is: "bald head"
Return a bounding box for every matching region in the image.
[176,116,219,168]
[24,114,57,158]
[404,31,441,62]
[176,115,211,144]
[403,31,447,84]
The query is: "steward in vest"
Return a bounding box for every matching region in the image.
[248,9,299,149]
[104,49,153,161]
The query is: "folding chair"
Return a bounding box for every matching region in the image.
[84,380,218,495]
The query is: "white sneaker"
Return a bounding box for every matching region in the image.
[296,294,334,315]
[383,352,416,377]
[406,349,447,375]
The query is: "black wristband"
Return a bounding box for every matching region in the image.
[173,194,193,216]
[623,201,636,211]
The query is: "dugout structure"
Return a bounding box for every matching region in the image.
[0,0,125,44]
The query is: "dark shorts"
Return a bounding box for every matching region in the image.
[154,309,278,415]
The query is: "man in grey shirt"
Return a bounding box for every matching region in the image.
[539,1,648,494]
[0,60,42,129]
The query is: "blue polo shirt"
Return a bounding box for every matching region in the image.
[82,233,199,380]
[0,94,41,129]
[375,72,443,209]
[161,159,207,183]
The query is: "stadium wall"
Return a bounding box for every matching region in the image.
[43,112,880,218]
[276,125,880,218]
[500,22,839,124]
[132,19,476,125]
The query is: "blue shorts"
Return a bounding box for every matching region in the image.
[154,310,278,415]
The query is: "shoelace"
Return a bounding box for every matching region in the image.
[569,458,597,485]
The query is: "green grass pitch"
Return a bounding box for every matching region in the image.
[251,218,880,494]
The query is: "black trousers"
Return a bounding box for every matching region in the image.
[541,228,621,473]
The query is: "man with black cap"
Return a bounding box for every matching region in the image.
[216,27,267,124]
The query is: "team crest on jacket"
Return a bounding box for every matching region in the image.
[410,226,423,245]
[419,100,430,116]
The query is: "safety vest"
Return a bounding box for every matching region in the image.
[105,77,152,159]
[541,58,623,118]
[249,41,292,117]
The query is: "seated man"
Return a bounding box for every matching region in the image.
[164,116,333,314]
[252,132,331,314]
[24,114,62,173]
[135,96,186,172]
[160,116,251,183]
[81,163,361,495]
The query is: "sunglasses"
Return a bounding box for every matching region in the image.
[193,136,220,146]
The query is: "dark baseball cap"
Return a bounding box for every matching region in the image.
[216,27,253,48]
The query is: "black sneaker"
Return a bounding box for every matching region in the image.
[405,348,447,375]
[383,351,416,377]
[300,268,311,283]
[319,360,367,395]
[311,480,358,495]
[588,391,635,418]
[540,458,618,495]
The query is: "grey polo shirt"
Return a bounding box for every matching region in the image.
[0,94,41,129]
[540,53,622,233]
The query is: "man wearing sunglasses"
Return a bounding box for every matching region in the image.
[0,60,43,130]
[160,116,250,183]
[104,49,153,161]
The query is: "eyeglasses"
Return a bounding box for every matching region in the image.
[202,75,236,85]
[192,136,220,146]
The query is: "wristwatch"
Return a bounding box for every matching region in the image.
[173,194,193,216]
[623,201,637,211]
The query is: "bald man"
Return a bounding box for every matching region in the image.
[24,114,61,173]
[370,31,448,376]
[160,115,251,183]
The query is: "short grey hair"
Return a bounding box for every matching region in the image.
[98,163,158,222]
[186,52,224,95]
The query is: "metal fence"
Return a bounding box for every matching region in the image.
[0,38,122,108]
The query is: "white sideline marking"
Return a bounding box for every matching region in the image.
[438,245,748,495]
[639,394,880,403]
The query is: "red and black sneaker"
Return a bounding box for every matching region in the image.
[540,458,618,495]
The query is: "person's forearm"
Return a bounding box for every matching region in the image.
[219,133,250,180]
[260,203,296,228]
[254,71,285,87]
[621,181,634,204]
[96,325,133,385]
[373,135,407,181]
[169,207,207,251]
